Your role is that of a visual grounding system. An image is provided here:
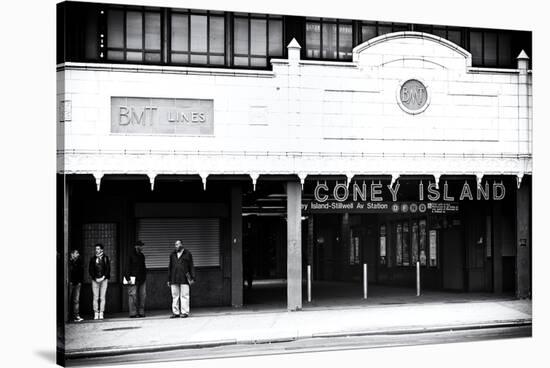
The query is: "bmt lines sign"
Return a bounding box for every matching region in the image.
[111,97,214,135]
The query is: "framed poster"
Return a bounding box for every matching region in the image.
[429,229,437,267]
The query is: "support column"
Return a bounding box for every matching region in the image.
[307,216,314,274]
[231,184,243,307]
[56,174,69,365]
[517,51,531,154]
[516,177,531,298]
[492,200,503,294]
[287,181,302,311]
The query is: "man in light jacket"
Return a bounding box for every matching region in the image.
[167,240,195,318]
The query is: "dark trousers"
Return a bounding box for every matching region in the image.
[128,281,146,316]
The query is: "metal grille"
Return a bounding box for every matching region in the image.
[137,218,220,269]
[82,223,118,283]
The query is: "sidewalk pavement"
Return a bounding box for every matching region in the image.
[65,297,532,359]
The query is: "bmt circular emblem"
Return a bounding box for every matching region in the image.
[397,79,430,115]
[392,204,400,213]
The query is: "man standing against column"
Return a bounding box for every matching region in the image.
[125,240,147,318]
[167,240,195,318]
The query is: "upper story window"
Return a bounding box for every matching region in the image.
[469,29,514,68]
[233,13,284,68]
[106,7,162,63]
[58,2,531,70]
[360,21,409,43]
[306,18,353,60]
[414,24,464,48]
[170,10,226,66]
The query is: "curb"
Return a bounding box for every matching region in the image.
[65,319,531,360]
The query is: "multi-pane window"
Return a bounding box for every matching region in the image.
[413,24,465,48]
[233,13,284,68]
[360,21,409,43]
[106,7,162,63]
[418,220,428,266]
[393,219,428,267]
[170,10,225,65]
[379,224,387,265]
[349,230,360,265]
[306,18,353,60]
[82,223,118,283]
[396,223,403,266]
[469,30,514,68]
[402,222,410,266]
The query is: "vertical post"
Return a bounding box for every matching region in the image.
[56,174,69,365]
[307,265,312,303]
[516,176,531,298]
[231,184,243,308]
[287,181,303,311]
[517,51,531,154]
[63,176,69,321]
[363,263,368,299]
[416,261,421,296]
[493,201,503,294]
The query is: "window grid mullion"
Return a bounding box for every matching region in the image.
[266,15,269,60]
[207,12,210,65]
[187,10,191,64]
[336,20,340,60]
[123,7,127,61]
[141,10,145,63]
[248,16,251,67]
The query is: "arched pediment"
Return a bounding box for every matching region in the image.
[353,31,472,71]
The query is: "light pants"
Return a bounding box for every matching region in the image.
[91,279,109,313]
[128,281,146,316]
[170,284,190,315]
[69,282,81,317]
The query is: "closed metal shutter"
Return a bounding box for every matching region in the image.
[137,218,220,269]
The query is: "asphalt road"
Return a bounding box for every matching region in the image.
[67,325,531,366]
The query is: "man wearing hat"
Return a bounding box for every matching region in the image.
[124,240,147,318]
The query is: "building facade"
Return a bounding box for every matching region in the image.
[57,1,532,317]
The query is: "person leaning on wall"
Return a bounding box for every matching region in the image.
[89,243,110,320]
[167,240,196,318]
[124,240,147,318]
[68,249,84,322]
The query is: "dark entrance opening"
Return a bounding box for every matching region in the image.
[242,181,288,308]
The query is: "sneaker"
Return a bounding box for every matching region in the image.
[99,312,104,320]
[137,314,145,318]
[94,312,99,320]
[74,316,84,322]
[180,313,189,318]
[170,314,179,319]
[129,315,138,318]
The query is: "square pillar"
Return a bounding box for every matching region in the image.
[492,201,503,294]
[516,177,531,298]
[231,184,243,307]
[287,181,302,311]
[56,174,69,365]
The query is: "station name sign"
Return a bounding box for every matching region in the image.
[313,181,506,203]
[111,97,214,135]
[302,201,459,214]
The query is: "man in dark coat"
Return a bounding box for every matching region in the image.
[167,240,195,318]
[68,249,84,322]
[125,240,147,318]
[89,243,110,320]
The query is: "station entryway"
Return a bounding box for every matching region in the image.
[240,176,523,309]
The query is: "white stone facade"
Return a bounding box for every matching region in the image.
[57,32,532,182]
